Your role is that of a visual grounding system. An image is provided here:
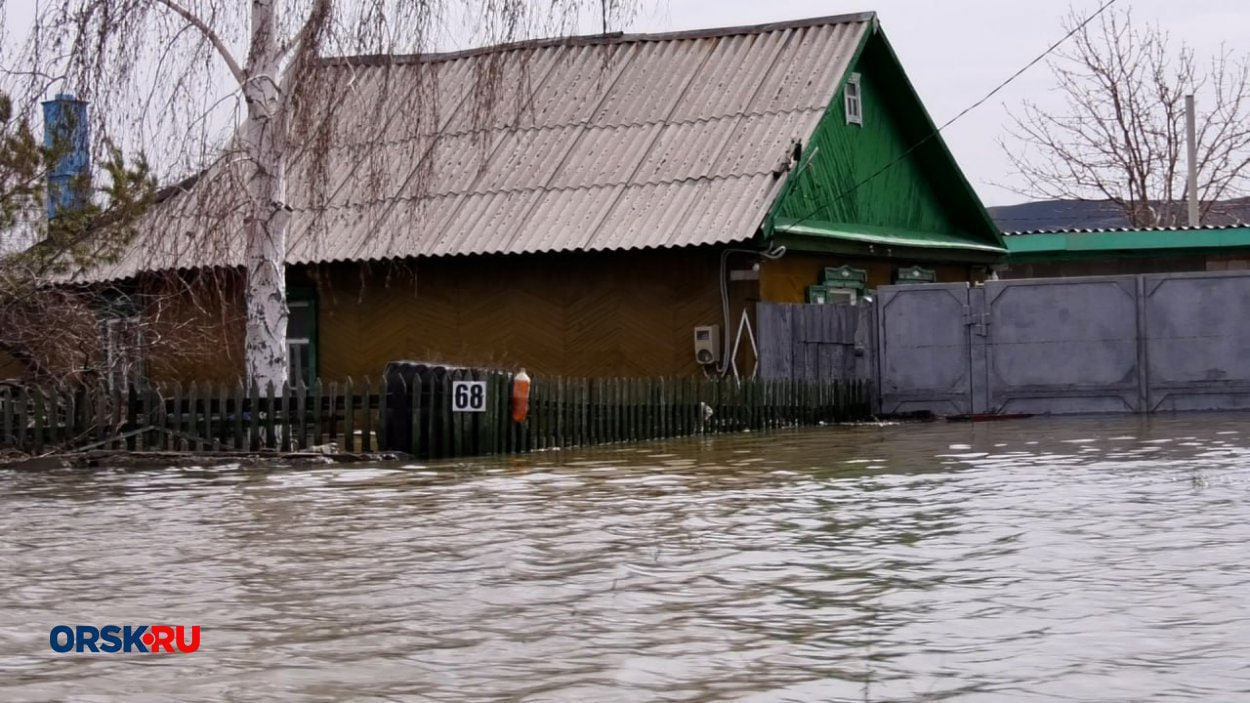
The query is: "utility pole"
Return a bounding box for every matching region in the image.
[1186,94,1200,227]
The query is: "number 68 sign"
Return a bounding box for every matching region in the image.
[451,380,487,412]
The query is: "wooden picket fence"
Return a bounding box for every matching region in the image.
[0,373,875,460]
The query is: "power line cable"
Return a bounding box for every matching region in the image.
[775,0,1120,235]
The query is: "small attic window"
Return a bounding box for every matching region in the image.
[845,73,863,126]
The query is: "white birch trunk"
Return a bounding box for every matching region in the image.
[241,0,289,387]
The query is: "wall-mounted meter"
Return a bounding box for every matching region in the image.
[693,325,720,366]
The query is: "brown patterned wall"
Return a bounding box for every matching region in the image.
[314,248,748,381]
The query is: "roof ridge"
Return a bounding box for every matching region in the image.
[321,12,877,68]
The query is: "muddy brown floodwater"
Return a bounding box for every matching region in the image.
[3,414,1250,702]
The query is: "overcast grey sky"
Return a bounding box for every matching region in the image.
[616,0,1250,206]
[6,1,1249,207]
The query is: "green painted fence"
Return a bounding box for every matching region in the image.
[0,374,874,459]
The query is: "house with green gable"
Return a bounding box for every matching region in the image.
[4,12,1006,385]
[761,15,1005,302]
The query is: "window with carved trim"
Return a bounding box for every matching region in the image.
[845,73,863,126]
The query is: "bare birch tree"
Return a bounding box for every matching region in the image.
[1002,7,1250,227]
[2,0,635,387]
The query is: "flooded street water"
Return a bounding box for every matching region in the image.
[3,414,1250,702]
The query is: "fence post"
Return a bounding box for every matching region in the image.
[377,376,388,453]
[147,384,162,451]
[31,387,45,455]
[310,378,322,449]
[245,380,258,451]
[361,378,374,454]
[294,381,307,451]
[270,381,281,452]
[15,385,29,452]
[342,377,355,453]
[230,381,243,451]
[186,382,200,451]
[327,380,340,451]
[578,377,585,447]
[1,385,11,449]
[522,373,535,454]
[277,381,290,452]
[410,374,422,458]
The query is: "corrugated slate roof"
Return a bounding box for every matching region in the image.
[74,13,873,282]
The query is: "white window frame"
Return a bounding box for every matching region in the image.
[845,73,863,126]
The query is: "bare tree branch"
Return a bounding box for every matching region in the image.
[152,0,245,84]
[1003,6,1250,228]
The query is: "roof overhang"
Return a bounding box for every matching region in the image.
[1006,227,1250,261]
[772,217,1007,263]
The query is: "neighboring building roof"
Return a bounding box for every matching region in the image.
[991,198,1250,232]
[1005,224,1250,259]
[73,13,878,282]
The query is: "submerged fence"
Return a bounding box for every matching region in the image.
[0,373,874,460]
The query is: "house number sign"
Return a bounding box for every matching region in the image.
[451,381,487,412]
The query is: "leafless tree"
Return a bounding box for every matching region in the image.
[2,0,636,388]
[1002,6,1250,227]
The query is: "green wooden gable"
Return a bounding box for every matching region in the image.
[764,24,1005,262]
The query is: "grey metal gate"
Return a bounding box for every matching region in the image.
[981,276,1142,415]
[1142,271,1250,412]
[876,283,973,416]
[875,270,1250,416]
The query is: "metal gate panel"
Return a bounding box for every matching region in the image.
[877,283,971,415]
[1143,271,1250,412]
[983,276,1141,414]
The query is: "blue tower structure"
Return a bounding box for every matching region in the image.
[42,93,90,220]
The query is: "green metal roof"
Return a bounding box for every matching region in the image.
[1005,225,1250,260]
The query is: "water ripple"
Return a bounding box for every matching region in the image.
[3,414,1250,701]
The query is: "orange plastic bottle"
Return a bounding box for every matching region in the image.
[511,369,531,423]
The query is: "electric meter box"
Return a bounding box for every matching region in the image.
[693,325,720,365]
